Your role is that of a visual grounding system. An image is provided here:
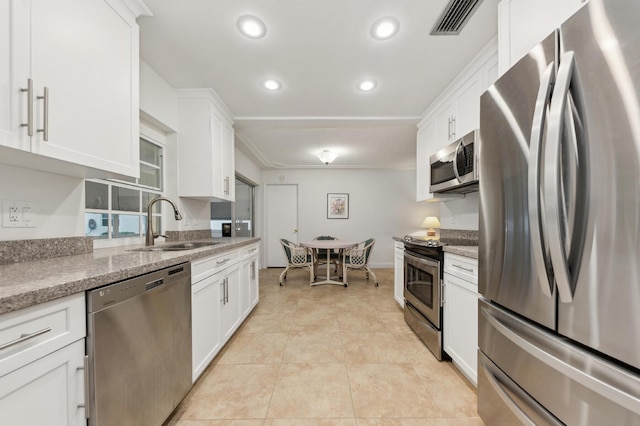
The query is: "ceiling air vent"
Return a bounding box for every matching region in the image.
[430,0,485,35]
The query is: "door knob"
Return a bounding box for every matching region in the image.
[294,229,298,233]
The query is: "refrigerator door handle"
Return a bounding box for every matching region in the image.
[528,62,556,298]
[545,51,576,303]
[479,354,547,426]
[481,304,640,416]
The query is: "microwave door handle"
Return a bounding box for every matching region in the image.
[528,62,556,298]
[545,51,576,304]
[452,139,463,183]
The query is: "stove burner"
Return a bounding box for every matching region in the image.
[403,235,446,248]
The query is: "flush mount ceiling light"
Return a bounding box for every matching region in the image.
[317,150,338,165]
[370,16,400,40]
[237,15,267,39]
[358,80,377,91]
[263,79,282,90]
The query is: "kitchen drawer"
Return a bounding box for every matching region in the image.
[0,293,85,377]
[444,253,478,285]
[192,249,240,283]
[239,243,259,260]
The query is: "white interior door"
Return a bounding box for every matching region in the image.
[266,184,298,267]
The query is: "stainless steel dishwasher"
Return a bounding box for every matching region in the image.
[86,262,192,426]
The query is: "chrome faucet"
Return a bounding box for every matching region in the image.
[145,197,183,246]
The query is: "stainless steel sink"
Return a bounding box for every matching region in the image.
[130,241,222,252]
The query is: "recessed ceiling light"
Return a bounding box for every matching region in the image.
[263,79,282,90]
[371,16,400,40]
[237,15,267,39]
[358,80,377,91]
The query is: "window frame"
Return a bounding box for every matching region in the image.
[85,130,166,249]
[210,174,256,238]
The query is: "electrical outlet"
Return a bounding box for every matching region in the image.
[9,205,19,222]
[3,200,36,228]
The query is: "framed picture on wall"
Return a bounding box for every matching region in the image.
[327,193,349,219]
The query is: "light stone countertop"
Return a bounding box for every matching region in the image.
[0,237,259,315]
[443,245,478,259]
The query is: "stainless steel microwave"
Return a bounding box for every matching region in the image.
[429,130,479,194]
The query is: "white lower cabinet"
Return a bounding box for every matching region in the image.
[0,292,87,425]
[240,244,260,318]
[443,253,479,386]
[393,241,404,307]
[220,261,242,342]
[191,244,260,382]
[191,272,223,381]
[0,339,85,425]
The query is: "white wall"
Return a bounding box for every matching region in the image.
[262,169,439,267]
[235,148,261,185]
[140,60,178,132]
[0,164,84,240]
[439,192,479,230]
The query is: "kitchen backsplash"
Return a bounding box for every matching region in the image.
[0,236,93,265]
[165,229,213,241]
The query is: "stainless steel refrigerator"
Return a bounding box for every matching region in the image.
[478,0,640,424]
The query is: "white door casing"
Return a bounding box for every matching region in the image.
[265,184,298,267]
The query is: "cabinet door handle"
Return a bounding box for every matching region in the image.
[452,264,474,273]
[224,176,230,195]
[225,278,229,303]
[221,281,226,304]
[79,355,91,419]
[0,327,51,351]
[447,117,451,139]
[451,115,456,138]
[37,87,49,141]
[250,261,255,280]
[20,78,34,136]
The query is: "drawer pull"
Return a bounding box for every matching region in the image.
[452,264,474,273]
[216,258,230,267]
[0,327,52,351]
[249,248,257,253]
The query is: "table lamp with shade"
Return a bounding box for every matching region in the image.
[421,216,441,239]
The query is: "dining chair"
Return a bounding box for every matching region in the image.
[312,235,341,278]
[279,239,314,286]
[342,238,378,286]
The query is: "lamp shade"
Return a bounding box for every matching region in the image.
[317,150,338,165]
[421,216,441,229]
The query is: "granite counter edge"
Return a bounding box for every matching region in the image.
[0,238,260,315]
[443,246,478,259]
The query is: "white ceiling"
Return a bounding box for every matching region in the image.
[138,0,499,169]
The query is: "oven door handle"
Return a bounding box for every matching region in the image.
[404,252,439,268]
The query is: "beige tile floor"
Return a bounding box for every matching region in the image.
[165,267,483,426]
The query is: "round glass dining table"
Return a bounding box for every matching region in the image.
[300,240,357,286]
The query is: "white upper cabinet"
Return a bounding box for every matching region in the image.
[498,0,587,73]
[416,38,498,202]
[176,89,235,201]
[416,118,437,202]
[0,0,145,178]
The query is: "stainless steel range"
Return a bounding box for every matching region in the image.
[402,237,448,360]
